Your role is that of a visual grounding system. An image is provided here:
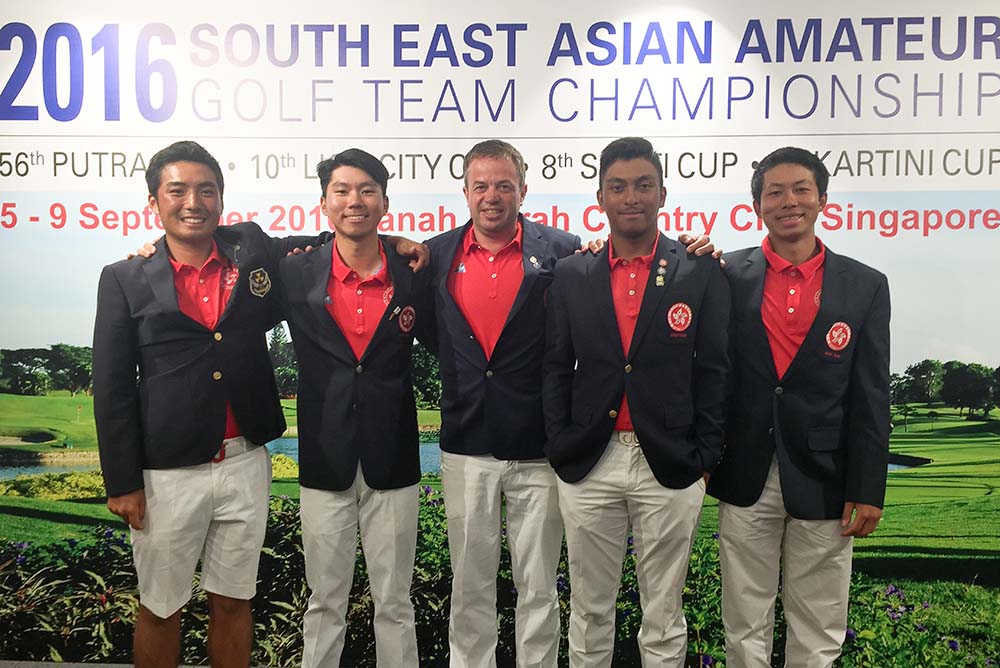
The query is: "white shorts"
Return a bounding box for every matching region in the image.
[130,440,272,618]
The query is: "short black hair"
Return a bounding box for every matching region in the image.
[598,137,663,187]
[146,140,224,198]
[317,149,389,196]
[751,147,830,202]
[463,139,527,188]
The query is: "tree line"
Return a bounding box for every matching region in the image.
[1,342,994,421]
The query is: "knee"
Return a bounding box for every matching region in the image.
[207,593,251,620]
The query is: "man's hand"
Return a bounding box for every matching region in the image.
[128,241,158,259]
[388,235,430,272]
[679,233,724,263]
[107,489,147,530]
[287,246,316,256]
[576,238,606,255]
[840,502,882,537]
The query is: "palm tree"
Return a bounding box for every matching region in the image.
[895,405,915,432]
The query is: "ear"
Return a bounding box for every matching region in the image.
[819,193,828,209]
[752,200,762,219]
[658,186,666,208]
[383,196,390,216]
[519,182,527,204]
[148,194,159,215]
[596,188,604,210]
[320,196,328,218]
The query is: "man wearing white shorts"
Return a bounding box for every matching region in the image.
[93,141,325,668]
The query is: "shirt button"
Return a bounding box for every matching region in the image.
[355,365,363,374]
[213,332,222,341]
[775,386,783,396]
[630,273,636,279]
[768,427,774,435]
[199,279,205,285]
[357,308,363,314]
[491,273,497,279]
[628,290,635,296]
[202,296,209,302]
[488,256,495,262]
[624,364,632,373]
[357,289,363,295]
[350,272,357,279]
[787,307,794,314]
[789,289,796,295]
[608,409,618,418]
[485,370,494,378]
[212,371,222,381]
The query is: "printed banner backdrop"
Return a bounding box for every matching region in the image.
[1,0,997,370]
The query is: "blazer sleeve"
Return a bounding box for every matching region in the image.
[692,261,731,474]
[92,266,144,497]
[844,274,891,508]
[542,268,575,448]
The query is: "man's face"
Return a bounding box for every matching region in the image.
[753,163,826,244]
[597,158,666,240]
[148,161,222,247]
[321,165,388,242]
[463,156,526,237]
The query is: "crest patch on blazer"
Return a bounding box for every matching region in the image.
[382,285,395,305]
[223,266,240,289]
[398,305,416,333]
[248,268,271,298]
[826,321,851,351]
[667,303,693,332]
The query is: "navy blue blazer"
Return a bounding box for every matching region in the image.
[542,233,731,487]
[93,223,326,497]
[707,244,890,520]
[426,217,581,460]
[280,238,433,491]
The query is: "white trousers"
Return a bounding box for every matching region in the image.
[719,457,853,668]
[441,452,563,668]
[299,466,419,668]
[557,435,705,668]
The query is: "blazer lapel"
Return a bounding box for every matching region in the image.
[504,219,546,328]
[216,234,240,322]
[588,245,624,359]
[628,234,678,359]
[360,242,414,363]
[304,243,355,361]
[143,237,183,318]
[741,247,779,383]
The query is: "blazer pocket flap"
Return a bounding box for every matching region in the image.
[807,428,843,452]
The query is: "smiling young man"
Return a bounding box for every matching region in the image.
[278,149,432,667]
[707,147,890,668]
[542,137,730,667]
[93,141,329,668]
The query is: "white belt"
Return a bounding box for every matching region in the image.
[212,435,261,462]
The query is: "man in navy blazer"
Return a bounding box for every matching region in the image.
[424,140,581,668]
[543,137,730,667]
[707,147,890,668]
[93,141,328,668]
[280,149,432,667]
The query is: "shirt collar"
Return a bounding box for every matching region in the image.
[462,217,523,255]
[168,239,225,274]
[608,234,659,270]
[761,236,826,280]
[331,239,389,285]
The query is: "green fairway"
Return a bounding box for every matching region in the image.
[3,395,1000,585]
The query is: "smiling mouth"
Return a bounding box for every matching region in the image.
[777,213,804,224]
[343,213,369,222]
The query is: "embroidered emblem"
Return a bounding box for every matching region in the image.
[382,285,395,305]
[398,306,416,333]
[826,321,851,351]
[248,268,271,298]
[814,289,822,306]
[655,276,665,287]
[667,303,693,332]
[658,258,668,267]
[456,262,467,273]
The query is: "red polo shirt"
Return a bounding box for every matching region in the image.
[608,236,658,432]
[325,240,392,361]
[447,222,524,360]
[169,241,241,439]
[761,236,826,379]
